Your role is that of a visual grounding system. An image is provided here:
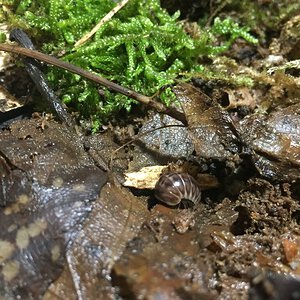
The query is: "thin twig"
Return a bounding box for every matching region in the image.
[75,0,130,47]
[0,43,188,125]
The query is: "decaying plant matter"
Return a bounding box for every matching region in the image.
[1,0,300,299]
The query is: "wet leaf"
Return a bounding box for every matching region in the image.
[240,103,300,181]
[45,181,148,299]
[173,83,242,159]
[0,119,107,298]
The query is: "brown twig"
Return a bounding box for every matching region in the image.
[0,43,187,125]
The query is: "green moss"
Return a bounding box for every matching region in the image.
[0,32,6,42]
[222,0,300,42]
[2,0,257,129]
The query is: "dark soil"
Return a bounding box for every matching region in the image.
[1,1,300,299]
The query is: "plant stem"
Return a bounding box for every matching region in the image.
[0,43,187,125]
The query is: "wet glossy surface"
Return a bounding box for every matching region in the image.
[0,119,107,298]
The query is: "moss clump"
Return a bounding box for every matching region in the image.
[2,0,257,130]
[220,0,300,43]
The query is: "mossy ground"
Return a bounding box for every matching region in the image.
[2,0,300,131]
[0,0,263,131]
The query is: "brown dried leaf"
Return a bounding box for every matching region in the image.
[240,103,300,181]
[173,83,242,159]
[45,181,149,299]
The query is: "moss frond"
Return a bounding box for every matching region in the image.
[3,0,258,129]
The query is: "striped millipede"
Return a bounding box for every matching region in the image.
[154,173,201,206]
